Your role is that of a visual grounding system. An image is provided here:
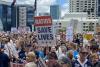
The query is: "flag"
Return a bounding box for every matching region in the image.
[11,0,16,6]
[33,0,37,11]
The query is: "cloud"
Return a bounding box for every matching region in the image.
[3,0,56,14]
[2,0,69,17]
[37,0,56,13]
[61,2,69,17]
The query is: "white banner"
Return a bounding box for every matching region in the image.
[66,26,73,42]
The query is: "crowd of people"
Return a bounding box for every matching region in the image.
[0,32,100,67]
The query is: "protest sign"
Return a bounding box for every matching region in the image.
[11,27,18,33]
[66,26,73,42]
[34,16,56,46]
[83,34,93,40]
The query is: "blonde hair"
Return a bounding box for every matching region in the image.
[27,52,36,62]
[90,53,99,59]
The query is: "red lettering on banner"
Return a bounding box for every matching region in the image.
[34,16,52,26]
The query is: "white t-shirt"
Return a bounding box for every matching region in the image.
[25,62,37,67]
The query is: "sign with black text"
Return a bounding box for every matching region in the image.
[34,16,55,46]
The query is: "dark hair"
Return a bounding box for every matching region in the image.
[48,52,58,60]
[43,47,50,56]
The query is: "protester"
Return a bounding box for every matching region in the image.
[91,53,100,67]
[46,52,61,67]
[72,47,92,67]
[59,57,72,67]
[25,52,37,67]
[0,31,99,67]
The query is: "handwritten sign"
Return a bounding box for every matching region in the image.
[34,16,55,46]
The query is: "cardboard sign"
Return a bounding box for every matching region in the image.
[34,16,55,46]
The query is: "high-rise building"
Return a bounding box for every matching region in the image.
[69,0,98,19]
[17,5,35,30]
[0,1,35,31]
[0,1,12,31]
[98,0,100,17]
[50,5,61,19]
[39,12,50,16]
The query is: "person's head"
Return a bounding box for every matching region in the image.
[91,53,99,64]
[51,46,56,52]
[48,52,58,60]
[26,52,36,62]
[79,47,88,60]
[60,57,71,67]
[67,50,73,60]
[60,46,67,54]
[90,45,99,53]
[44,47,50,56]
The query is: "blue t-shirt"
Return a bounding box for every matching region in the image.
[73,50,79,59]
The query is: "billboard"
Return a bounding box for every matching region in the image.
[34,16,56,46]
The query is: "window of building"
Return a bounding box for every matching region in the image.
[86,26,88,28]
[77,1,79,2]
[83,26,86,28]
[88,6,91,8]
[86,29,88,31]
[77,3,79,5]
[88,4,91,5]
[85,1,87,3]
[83,23,86,25]
[0,6,2,17]
[83,29,85,31]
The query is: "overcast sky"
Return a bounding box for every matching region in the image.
[2,0,69,17]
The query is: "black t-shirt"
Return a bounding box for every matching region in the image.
[0,52,10,67]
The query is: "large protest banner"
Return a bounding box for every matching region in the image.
[34,16,56,46]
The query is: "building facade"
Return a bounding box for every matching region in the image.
[98,0,100,17]
[39,12,50,16]
[17,5,35,30]
[53,12,99,33]
[50,5,61,19]
[0,1,12,31]
[69,0,98,19]
[0,1,35,31]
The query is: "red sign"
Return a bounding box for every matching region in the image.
[34,16,52,26]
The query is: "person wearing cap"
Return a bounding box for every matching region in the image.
[25,52,37,67]
[72,47,92,67]
[0,44,10,67]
